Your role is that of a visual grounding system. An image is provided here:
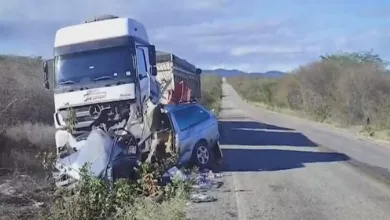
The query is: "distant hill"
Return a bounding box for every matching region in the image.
[203,68,287,78]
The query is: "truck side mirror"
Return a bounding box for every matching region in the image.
[148,45,156,66]
[148,45,157,76]
[43,61,50,89]
[150,66,157,76]
[196,68,202,75]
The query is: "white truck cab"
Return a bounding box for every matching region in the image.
[43,15,157,135]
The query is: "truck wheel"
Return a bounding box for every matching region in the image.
[191,141,214,170]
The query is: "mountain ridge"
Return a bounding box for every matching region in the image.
[202,68,287,78]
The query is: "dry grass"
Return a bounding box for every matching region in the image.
[117,196,188,220]
[228,51,390,140]
[6,123,55,150]
[1,123,55,171]
[0,55,54,131]
[0,55,55,220]
[0,55,54,172]
[0,122,56,220]
[0,173,54,220]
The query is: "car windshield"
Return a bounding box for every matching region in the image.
[54,46,134,86]
[172,105,210,131]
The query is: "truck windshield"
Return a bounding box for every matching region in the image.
[54,46,134,86]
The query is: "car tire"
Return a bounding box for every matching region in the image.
[191,140,214,170]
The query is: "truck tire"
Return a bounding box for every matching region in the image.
[191,140,214,170]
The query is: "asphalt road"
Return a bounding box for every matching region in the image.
[187,82,390,220]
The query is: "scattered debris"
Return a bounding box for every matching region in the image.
[192,170,224,190]
[190,193,217,203]
[161,166,223,203]
[0,181,16,196]
[33,202,44,208]
[188,170,224,204]
[166,166,187,180]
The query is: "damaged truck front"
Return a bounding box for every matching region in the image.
[43,15,222,187]
[42,15,160,187]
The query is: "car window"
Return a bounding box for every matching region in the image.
[173,105,210,131]
[136,47,147,76]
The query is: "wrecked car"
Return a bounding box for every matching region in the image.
[53,102,222,188]
[160,103,222,168]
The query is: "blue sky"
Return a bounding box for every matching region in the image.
[1,0,390,72]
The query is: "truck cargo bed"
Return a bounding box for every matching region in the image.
[156,51,201,104]
[156,51,197,73]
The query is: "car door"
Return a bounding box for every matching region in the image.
[195,105,219,145]
[135,45,150,104]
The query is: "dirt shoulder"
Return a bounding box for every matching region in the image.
[244,99,390,146]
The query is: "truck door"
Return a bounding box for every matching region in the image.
[135,45,150,106]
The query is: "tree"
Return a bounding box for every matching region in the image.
[320,50,388,69]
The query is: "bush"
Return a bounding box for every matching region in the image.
[227,76,278,105]
[228,51,390,131]
[200,74,222,113]
[42,162,194,220]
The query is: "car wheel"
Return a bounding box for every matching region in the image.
[191,141,214,170]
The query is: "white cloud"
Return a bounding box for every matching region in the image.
[1,0,390,72]
[205,62,299,73]
[230,45,322,56]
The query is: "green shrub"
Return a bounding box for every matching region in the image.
[200,74,222,113]
[42,161,194,220]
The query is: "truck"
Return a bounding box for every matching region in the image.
[42,15,206,186]
[43,15,202,134]
[43,15,156,133]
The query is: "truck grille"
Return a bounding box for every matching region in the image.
[58,100,132,130]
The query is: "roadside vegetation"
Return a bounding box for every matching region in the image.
[228,50,390,140]
[0,55,223,220]
[0,55,55,173]
[200,73,223,114]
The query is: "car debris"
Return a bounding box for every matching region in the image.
[192,172,224,190]
[190,193,218,203]
[53,128,127,187]
[163,166,187,181]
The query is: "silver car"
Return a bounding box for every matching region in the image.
[163,103,223,169]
